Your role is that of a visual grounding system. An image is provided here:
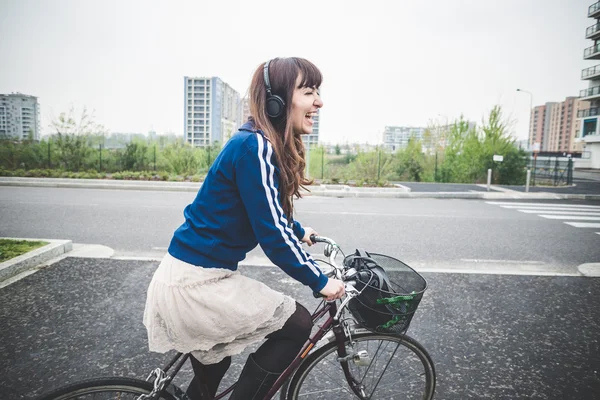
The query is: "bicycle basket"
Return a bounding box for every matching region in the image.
[344,250,427,335]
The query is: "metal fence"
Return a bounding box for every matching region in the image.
[527,156,573,186]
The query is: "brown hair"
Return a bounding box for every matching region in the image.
[248,57,322,221]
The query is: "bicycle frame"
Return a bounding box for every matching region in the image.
[152,298,363,400]
[153,236,366,400]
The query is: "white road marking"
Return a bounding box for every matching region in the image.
[564,222,600,228]
[487,201,600,209]
[14,201,100,206]
[539,215,600,220]
[413,267,579,277]
[501,206,600,212]
[517,210,600,216]
[242,256,579,276]
[460,259,545,264]
[300,211,449,218]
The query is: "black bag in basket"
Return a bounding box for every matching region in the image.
[345,249,425,334]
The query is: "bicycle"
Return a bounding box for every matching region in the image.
[37,236,436,400]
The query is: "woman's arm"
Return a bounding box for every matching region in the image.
[235,134,328,292]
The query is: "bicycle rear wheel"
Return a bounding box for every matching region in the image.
[36,377,178,400]
[285,333,436,399]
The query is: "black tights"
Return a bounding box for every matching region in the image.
[187,302,313,398]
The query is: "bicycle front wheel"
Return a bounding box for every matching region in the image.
[36,377,178,400]
[285,333,436,399]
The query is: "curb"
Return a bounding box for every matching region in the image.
[0,178,201,192]
[0,238,73,283]
[1,178,599,200]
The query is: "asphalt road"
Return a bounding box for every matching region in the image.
[1,258,599,399]
[1,187,600,399]
[0,187,599,274]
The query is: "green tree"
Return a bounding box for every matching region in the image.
[396,138,425,181]
[440,107,526,184]
[122,141,149,171]
[162,140,202,175]
[348,147,393,185]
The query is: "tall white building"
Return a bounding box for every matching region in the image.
[184,77,242,147]
[0,93,40,140]
[576,2,600,168]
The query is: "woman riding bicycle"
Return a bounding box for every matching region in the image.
[143,57,345,400]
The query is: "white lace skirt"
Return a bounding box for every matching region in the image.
[143,253,297,364]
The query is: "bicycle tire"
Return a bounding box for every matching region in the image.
[36,377,180,400]
[283,333,436,400]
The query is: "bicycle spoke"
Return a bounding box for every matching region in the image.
[368,341,401,398]
[300,358,355,397]
[289,334,435,400]
[359,339,385,383]
[359,338,393,392]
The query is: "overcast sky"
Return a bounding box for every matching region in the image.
[0,0,594,144]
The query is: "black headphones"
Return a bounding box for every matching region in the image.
[263,59,285,119]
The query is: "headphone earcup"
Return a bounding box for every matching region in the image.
[266,95,285,118]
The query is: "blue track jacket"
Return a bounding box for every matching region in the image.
[168,122,328,292]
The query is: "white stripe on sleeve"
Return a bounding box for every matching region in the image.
[256,134,321,277]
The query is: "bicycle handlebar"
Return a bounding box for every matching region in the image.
[309,234,335,246]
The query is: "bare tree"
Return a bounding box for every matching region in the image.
[50,107,107,171]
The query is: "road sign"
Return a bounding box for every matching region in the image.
[493,155,504,162]
[533,142,541,152]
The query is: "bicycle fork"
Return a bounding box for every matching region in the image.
[331,315,368,399]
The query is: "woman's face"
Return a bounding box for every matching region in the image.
[290,74,323,136]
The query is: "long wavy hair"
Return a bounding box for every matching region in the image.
[248,57,322,220]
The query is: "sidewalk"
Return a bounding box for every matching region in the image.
[1,176,599,200]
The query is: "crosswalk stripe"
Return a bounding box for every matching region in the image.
[564,222,600,228]
[501,206,600,212]
[487,201,600,209]
[517,210,600,216]
[539,215,600,220]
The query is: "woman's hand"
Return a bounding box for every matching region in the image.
[301,227,318,246]
[319,278,345,301]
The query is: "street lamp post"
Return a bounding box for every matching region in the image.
[516,89,533,144]
[517,88,535,185]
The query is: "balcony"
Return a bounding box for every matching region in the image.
[580,85,600,100]
[590,1,600,18]
[582,64,600,79]
[584,43,600,59]
[587,22,600,40]
[578,107,600,118]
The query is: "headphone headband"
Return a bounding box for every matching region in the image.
[263,60,273,96]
